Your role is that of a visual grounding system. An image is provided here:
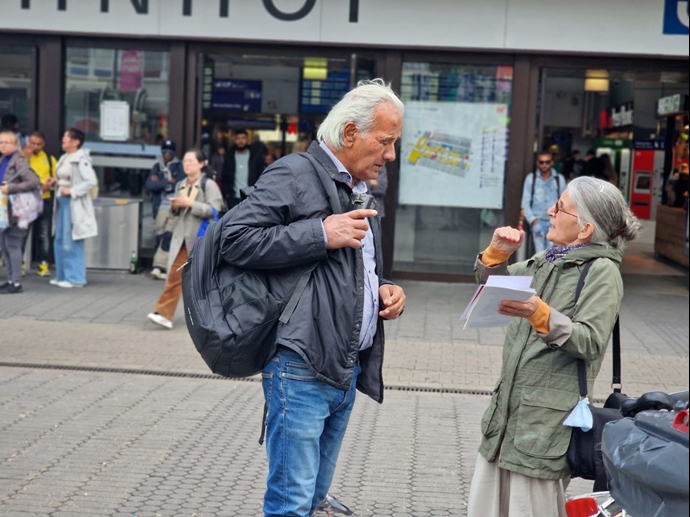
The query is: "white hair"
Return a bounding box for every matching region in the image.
[317,79,404,150]
[568,177,642,251]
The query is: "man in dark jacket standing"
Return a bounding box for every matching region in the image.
[145,139,184,219]
[221,79,406,517]
[221,129,264,209]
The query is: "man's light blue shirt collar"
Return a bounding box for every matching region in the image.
[319,141,368,194]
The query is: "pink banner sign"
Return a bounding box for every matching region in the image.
[119,50,143,91]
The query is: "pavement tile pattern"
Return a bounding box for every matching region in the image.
[0,368,488,516]
[0,254,687,516]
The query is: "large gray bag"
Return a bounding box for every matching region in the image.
[601,409,689,517]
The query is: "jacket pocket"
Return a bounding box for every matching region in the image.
[480,378,503,438]
[513,389,579,459]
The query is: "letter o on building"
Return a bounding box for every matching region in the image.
[263,0,316,21]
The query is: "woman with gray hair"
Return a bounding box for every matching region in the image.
[467,176,641,517]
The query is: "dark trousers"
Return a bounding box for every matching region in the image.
[21,197,53,264]
[1,226,28,284]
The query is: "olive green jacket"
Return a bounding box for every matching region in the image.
[475,245,623,480]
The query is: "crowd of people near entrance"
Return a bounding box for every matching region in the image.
[2,77,648,517]
[0,114,98,294]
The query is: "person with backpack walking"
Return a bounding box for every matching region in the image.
[467,177,641,517]
[147,148,223,330]
[521,151,566,253]
[220,79,407,517]
[49,128,98,289]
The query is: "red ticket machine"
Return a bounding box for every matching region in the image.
[630,140,665,220]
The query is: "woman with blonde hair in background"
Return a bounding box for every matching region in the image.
[0,130,40,294]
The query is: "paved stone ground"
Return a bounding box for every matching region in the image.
[0,367,487,517]
[1,258,688,398]
[0,245,687,516]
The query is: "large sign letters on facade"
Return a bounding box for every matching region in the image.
[19,0,360,22]
[664,0,690,35]
[5,0,687,57]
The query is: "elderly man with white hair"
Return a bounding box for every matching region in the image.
[221,79,406,517]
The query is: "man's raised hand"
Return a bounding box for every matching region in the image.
[323,209,378,250]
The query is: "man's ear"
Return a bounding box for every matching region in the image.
[342,122,358,148]
[578,222,595,242]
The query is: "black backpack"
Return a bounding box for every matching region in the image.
[181,153,342,378]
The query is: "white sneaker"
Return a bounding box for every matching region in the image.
[57,281,84,289]
[49,279,60,286]
[150,267,167,280]
[147,312,173,329]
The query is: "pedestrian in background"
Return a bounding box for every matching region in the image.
[50,128,98,289]
[147,149,223,330]
[221,79,406,516]
[579,149,596,178]
[221,129,265,210]
[0,130,40,294]
[521,151,566,253]
[0,114,26,150]
[600,153,618,187]
[467,177,641,517]
[22,131,57,277]
[146,139,185,280]
[145,139,184,220]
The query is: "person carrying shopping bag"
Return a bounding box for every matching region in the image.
[147,148,223,330]
[0,130,41,294]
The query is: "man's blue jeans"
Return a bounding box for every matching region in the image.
[261,348,359,517]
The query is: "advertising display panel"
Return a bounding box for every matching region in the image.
[399,101,509,209]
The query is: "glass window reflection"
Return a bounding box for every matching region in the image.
[395,62,513,275]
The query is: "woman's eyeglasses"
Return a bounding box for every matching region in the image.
[555,200,578,218]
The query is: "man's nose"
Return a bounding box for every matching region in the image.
[383,144,396,162]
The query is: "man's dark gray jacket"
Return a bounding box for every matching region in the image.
[220,142,390,403]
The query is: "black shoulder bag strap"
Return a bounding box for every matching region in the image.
[530,171,536,208]
[574,259,622,398]
[277,153,343,325]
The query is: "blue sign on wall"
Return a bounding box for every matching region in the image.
[664,0,690,35]
[211,80,262,112]
[300,70,350,114]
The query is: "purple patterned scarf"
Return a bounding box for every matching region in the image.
[545,243,595,263]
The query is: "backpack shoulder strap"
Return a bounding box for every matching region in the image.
[530,171,536,208]
[299,152,344,214]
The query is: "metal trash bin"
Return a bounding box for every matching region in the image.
[85,198,142,270]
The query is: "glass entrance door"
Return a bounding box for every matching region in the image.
[197,50,377,176]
